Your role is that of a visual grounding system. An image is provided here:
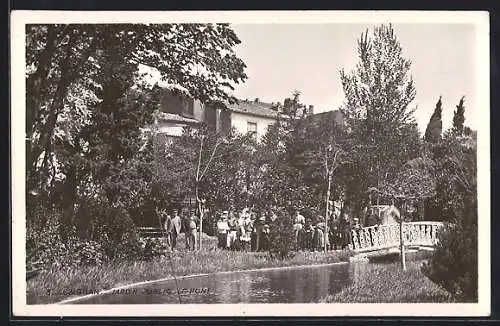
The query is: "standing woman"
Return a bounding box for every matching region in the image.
[242,213,253,251]
[227,211,237,250]
[293,210,305,250]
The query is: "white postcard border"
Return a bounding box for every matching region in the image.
[11,10,491,317]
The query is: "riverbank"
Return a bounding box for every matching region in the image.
[27,235,351,304]
[322,260,456,303]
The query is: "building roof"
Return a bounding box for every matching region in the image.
[227,99,280,119]
[157,112,200,125]
[306,110,344,126]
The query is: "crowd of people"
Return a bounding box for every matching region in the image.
[160,208,200,251]
[157,200,404,253]
[213,207,359,252]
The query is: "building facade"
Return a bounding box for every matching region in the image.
[219,98,280,141]
[154,90,285,142]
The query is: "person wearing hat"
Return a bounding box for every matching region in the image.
[227,211,238,250]
[217,211,230,249]
[303,218,314,251]
[241,211,253,251]
[314,221,325,252]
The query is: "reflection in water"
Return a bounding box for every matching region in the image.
[75,263,351,304]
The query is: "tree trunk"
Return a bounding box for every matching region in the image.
[197,196,203,251]
[60,164,78,241]
[26,25,62,136]
[400,207,406,271]
[324,172,331,253]
[27,28,100,188]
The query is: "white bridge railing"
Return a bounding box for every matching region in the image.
[351,221,444,253]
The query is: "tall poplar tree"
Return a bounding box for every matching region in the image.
[339,23,421,212]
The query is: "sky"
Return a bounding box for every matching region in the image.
[229,23,478,134]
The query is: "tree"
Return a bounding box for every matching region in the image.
[156,124,257,241]
[376,154,436,270]
[26,23,247,201]
[339,23,421,216]
[421,133,477,301]
[26,23,248,258]
[424,96,443,143]
[452,96,466,136]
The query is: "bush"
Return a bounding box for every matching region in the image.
[137,237,169,260]
[421,136,477,302]
[268,210,295,259]
[26,202,150,270]
[27,214,107,269]
[421,217,477,302]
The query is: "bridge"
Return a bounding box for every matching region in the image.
[350,221,444,258]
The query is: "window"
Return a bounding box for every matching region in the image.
[247,122,257,139]
[183,97,194,117]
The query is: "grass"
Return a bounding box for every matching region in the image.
[321,260,456,303]
[27,233,350,304]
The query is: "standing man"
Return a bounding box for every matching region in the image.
[170,209,182,250]
[250,212,258,251]
[162,209,173,250]
[181,210,191,250]
[255,214,266,251]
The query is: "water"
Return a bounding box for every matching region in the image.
[74,262,352,304]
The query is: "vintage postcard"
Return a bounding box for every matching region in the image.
[11,10,490,317]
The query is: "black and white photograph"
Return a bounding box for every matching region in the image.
[11,10,490,317]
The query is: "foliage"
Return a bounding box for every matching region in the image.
[138,237,170,261]
[254,92,318,214]
[268,209,295,259]
[380,156,436,201]
[426,134,477,222]
[424,96,443,143]
[322,261,456,303]
[154,125,257,214]
[26,23,247,259]
[452,96,466,136]
[421,221,477,301]
[421,133,477,301]
[28,240,350,304]
[339,23,422,216]
[27,213,107,269]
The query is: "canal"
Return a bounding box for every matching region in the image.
[69,252,429,304]
[74,262,353,304]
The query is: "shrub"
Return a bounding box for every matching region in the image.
[137,237,169,260]
[268,210,295,259]
[27,214,107,269]
[26,202,148,270]
[421,216,477,302]
[421,135,477,302]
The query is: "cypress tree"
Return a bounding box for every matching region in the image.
[452,96,466,136]
[424,96,443,143]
